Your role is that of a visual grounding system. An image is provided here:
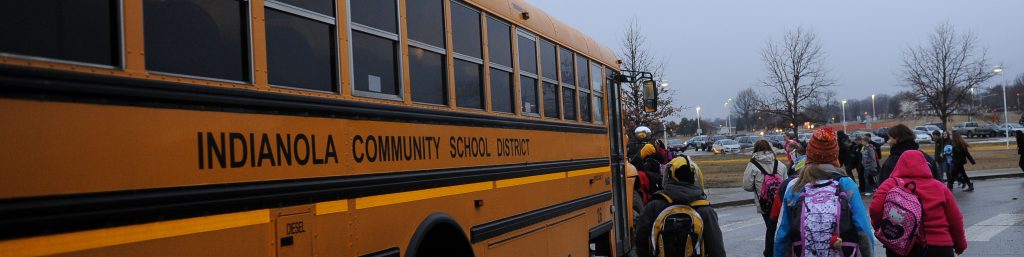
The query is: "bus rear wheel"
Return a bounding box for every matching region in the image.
[407,214,474,257]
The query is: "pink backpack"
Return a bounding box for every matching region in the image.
[795,180,859,257]
[751,159,783,213]
[876,178,925,256]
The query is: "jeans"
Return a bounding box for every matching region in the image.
[761,214,776,257]
[845,164,865,192]
[944,162,953,182]
[1018,154,1024,173]
[862,167,878,192]
[949,163,972,187]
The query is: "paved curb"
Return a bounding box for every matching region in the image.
[710,199,754,208]
[708,171,1023,208]
[973,171,1024,180]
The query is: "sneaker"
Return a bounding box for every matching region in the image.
[864,192,873,196]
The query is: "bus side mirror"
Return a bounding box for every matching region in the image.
[642,79,658,113]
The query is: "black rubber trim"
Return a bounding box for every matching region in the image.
[0,158,608,240]
[589,221,613,240]
[361,247,401,257]
[0,65,606,134]
[405,213,471,257]
[470,191,612,243]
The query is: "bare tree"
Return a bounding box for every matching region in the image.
[804,89,838,123]
[731,88,760,131]
[901,22,994,131]
[618,17,680,134]
[757,27,835,135]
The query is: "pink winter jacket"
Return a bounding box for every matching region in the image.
[869,150,967,253]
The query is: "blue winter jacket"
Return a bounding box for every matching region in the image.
[773,164,874,257]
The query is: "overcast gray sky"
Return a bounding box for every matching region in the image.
[530,0,1024,120]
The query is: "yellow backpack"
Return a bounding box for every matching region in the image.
[648,197,710,257]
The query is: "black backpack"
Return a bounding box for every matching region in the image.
[650,196,711,257]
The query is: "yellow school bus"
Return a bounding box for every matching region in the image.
[0,0,639,256]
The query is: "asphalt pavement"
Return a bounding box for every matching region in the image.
[715,177,1024,256]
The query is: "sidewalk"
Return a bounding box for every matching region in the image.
[707,168,1024,208]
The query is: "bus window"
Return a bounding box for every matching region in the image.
[559,48,575,85]
[517,32,539,115]
[350,0,400,98]
[520,76,538,114]
[562,83,576,120]
[407,0,447,105]
[543,81,560,119]
[591,63,605,123]
[540,39,558,81]
[455,59,483,109]
[487,17,514,113]
[560,48,576,120]
[265,1,337,92]
[144,0,249,82]
[539,39,559,118]
[274,0,333,17]
[451,2,484,109]
[0,0,119,67]
[576,56,591,122]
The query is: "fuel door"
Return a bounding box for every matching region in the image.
[275,209,313,257]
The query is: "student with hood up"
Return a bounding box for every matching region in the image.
[870,150,967,257]
[636,156,725,257]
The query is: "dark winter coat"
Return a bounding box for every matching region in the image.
[627,137,650,166]
[639,157,665,192]
[838,138,852,166]
[952,146,976,166]
[636,181,726,257]
[933,136,947,158]
[879,140,937,183]
[1018,137,1024,155]
[870,151,967,252]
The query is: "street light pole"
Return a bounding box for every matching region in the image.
[725,99,732,135]
[969,87,975,122]
[995,66,1009,149]
[871,94,876,121]
[696,106,702,136]
[841,99,848,132]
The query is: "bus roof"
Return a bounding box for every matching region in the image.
[468,0,620,67]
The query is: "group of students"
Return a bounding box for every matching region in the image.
[629,124,972,257]
[627,126,727,257]
[929,130,979,191]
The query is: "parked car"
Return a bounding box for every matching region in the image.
[667,139,687,154]
[688,134,712,150]
[797,133,812,144]
[734,136,754,149]
[687,135,709,150]
[913,125,944,135]
[875,127,890,141]
[712,139,741,154]
[850,131,885,145]
[953,122,994,138]
[989,123,1024,137]
[767,135,786,148]
[914,131,933,144]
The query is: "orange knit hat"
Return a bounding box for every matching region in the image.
[806,127,840,167]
